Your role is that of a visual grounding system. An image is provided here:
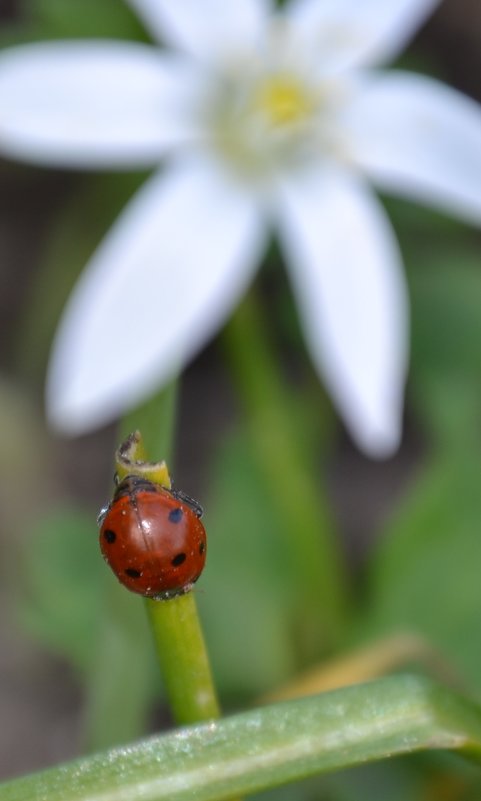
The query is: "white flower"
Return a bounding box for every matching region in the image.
[1,0,481,456]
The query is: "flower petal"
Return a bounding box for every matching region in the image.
[128,0,272,62]
[0,42,205,168]
[346,72,481,225]
[46,158,265,434]
[276,166,408,457]
[285,0,440,70]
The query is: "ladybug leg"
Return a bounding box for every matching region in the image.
[170,488,204,519]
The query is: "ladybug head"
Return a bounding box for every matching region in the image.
[114,474,159,499]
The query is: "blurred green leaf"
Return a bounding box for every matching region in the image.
[383,194,476,242]
[224,292,347,656]
[362,454,481,695]
[407,248,481,449]
[17,172,146,381]
[19,0,147,41]
[83,576,158,751]
[19,507,103,671]
[19,505,159,748]
[410,250,481,377]
[198,430,299,699]
[0,377,52,534]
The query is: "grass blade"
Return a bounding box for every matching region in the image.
[3,675,481,801]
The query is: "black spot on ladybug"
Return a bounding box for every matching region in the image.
[199,541,205,555]
[171,552,187,567]
[104,529,117,543]
[168,508,183,524]
[125,568,141,578]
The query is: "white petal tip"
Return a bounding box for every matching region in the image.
[45,370,122,436]
[353,413,403,459]
[46,397,102,437]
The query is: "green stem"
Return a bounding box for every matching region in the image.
[117,393,221,730]
[223,292,349,650]
[119,397,241,799]
[83,386,178,750]
[86,384,213,751]
[119,381,178,464]
[146,593,220,725]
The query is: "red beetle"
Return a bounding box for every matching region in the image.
[99,475,206,599]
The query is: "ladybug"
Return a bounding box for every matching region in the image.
[98,475,207,600]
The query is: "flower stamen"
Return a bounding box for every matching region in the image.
[255,75,314,126]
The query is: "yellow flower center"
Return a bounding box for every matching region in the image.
[255,75,314,126]
[207,63,324,182]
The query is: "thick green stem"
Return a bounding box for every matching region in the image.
[146,593,220,725]
[224,292,349,650]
